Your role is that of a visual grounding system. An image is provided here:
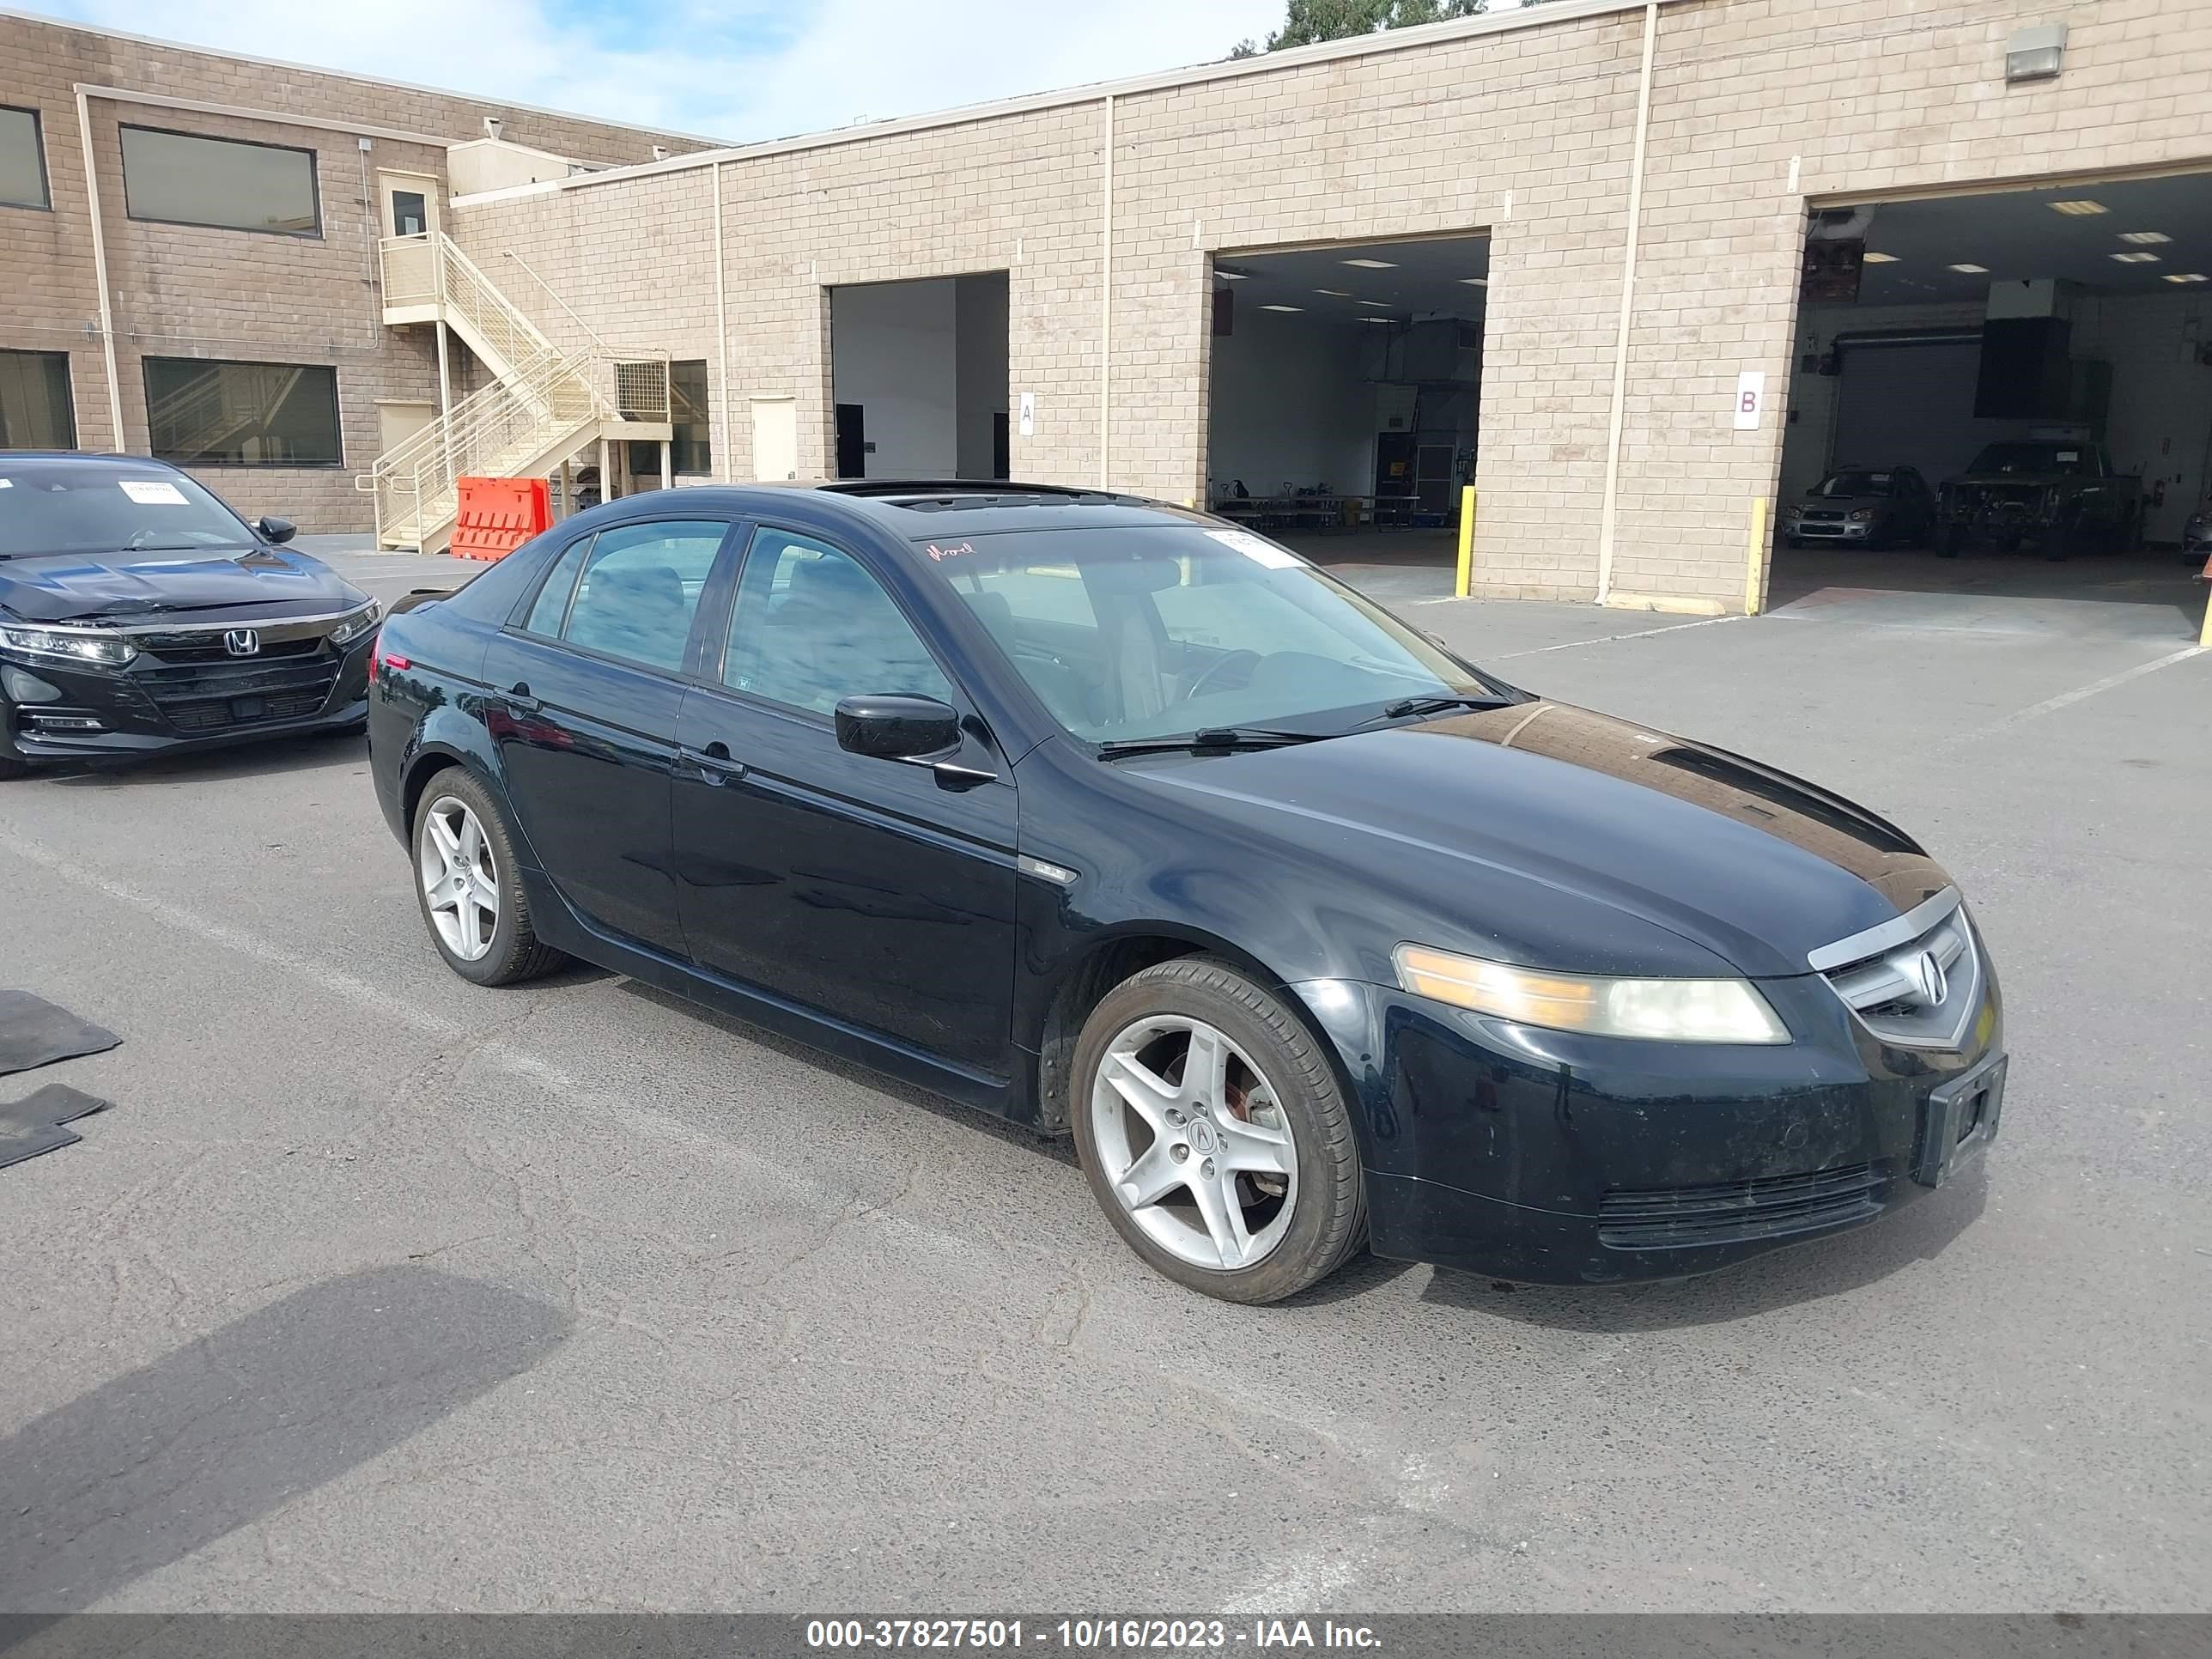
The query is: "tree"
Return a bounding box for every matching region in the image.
[1231,0,1490,58]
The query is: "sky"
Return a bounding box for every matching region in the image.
[34,0,1293,143]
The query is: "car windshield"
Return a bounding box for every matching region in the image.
[1966,442,2092,477]
[1814,471,1895,497]
[0,462,256,558]
[919,522,1506,743]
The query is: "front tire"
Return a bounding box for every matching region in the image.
[1071,957,1365,1304]
[410,768,564,986]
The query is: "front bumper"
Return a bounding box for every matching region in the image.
[1789,518,1874,541]
[1297,966,2004,1285]
[1,637,372,764]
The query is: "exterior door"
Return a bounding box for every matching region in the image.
[750,398,798,482]
[481,517,735,956]
[672,525,1018,1073]
[378,170,439,238]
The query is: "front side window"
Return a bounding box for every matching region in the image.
[120,125,319,236]
[923,524,1498,743]
[556,520,727,672]
[0,106,50,210]
[0,460,254,558]
[0,349,75,449]
[725,530,953,715]
[143,359,342,466]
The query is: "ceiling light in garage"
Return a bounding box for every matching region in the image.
[2111,251,2162,264]
[1215,268,1249,280]
[1260,303,1304,312]
[1459,277,1488,286]
[1315,288,1352,297]
[2047,199,2107,216]
[2118,231,2172,244]
[1358,317,1397,324]
[1948,263,1989,274]
[1356,299,1394,307]
[1342,258,1398,269]
[1861,252,1899,263]
[2166,272,2209,284]
[2005,23,2067,82]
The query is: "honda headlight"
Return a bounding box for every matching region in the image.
[327,599,381,647]
[0,623,138,668]
[1394,944,1790,1044]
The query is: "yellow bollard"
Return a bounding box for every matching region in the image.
[1743,495,1770,616]
[1455,485,1477,599]
[2201,585,2211,649]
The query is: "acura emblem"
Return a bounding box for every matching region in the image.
[1907,949,1948,1007]
[222,629,261,658]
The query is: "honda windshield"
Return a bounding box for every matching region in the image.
[0,463,257,558]
[919,522,1512,744]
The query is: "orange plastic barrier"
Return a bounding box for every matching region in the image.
[451,476,551,562]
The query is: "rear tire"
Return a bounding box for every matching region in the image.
[1071,956,1366,1304]
[410,767,565,987]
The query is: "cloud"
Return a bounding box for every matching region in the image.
[33,0,1289,142]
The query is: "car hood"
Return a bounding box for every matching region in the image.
[0,547,361,623]
[1131,700,1953,980]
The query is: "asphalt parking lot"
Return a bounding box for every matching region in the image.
[2,550,2207,1614]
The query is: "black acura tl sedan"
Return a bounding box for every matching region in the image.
[368,481,2004,1303]
[0,453,380,776]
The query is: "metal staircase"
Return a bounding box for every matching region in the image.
[362,232,671,553]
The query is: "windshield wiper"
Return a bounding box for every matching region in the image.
[1346,693,1510,732]
[1095,726,1327,760]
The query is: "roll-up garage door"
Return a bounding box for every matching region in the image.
[1832,339,1994,488]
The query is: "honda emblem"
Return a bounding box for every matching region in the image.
[222,629,261,658]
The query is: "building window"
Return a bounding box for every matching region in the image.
[0,350,75,448]
[1,106,49,210]
[671,360,711,474]
[392,190,427,237]
[119,125,320,236]
[143,359,342,466]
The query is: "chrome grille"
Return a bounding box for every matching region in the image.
[1810,888,1984,1050]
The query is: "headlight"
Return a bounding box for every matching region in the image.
[327,599,381,647]
[1847,508,1875,522]
[0,623,137,668]
[1784,505,1803,520]
[1394,944,1790,1044]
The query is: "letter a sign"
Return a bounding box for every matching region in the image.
[1734,371,1766,431]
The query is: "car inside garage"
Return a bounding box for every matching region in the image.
[1205,235,1488,593]
[1773,172,2212,631]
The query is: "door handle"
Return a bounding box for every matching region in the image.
[503,681,541,713]
[678,741,746,783]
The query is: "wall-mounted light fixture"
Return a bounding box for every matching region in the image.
[2006,22,2067,82]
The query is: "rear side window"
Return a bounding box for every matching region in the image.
[521,534,592,636]
[535,520,727,672]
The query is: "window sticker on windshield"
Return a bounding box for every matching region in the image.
[923,540,975,562]
[1206,528,1303,569]
[120,480,189,506]
[2056,451,2079,462]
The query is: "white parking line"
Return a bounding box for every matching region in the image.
[1978,646,2205,733]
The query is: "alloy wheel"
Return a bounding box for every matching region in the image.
[1089,1014,1298,1271]
[419,794,500,962]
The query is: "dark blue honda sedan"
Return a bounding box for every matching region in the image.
[368,482,2004,1303]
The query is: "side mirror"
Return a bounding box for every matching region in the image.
[257,516,296,544]
[835,694,960,761]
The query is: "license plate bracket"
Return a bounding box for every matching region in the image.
[1912,1051,2006,1188]
[230,695,266,721]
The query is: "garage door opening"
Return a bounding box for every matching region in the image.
[1205,234,1487,596]
[1775,172,2212,636]
[829,273,1009,481]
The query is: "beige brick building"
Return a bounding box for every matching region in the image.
[6,1,2211,611]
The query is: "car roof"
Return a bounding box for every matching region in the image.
[606,479,1209,541]
[0,452,190,473]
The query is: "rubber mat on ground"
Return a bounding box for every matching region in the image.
[0,990,120,1077]
[0,1085,113,1171]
